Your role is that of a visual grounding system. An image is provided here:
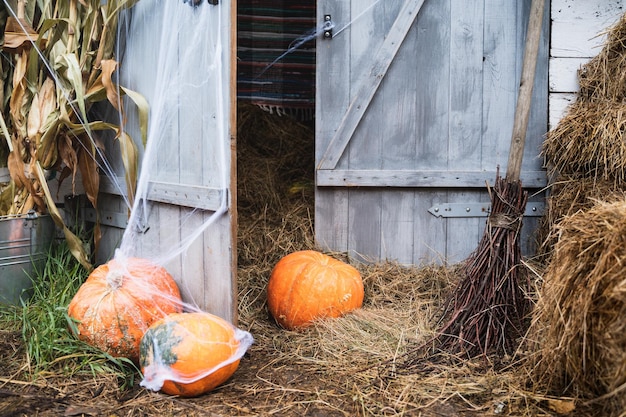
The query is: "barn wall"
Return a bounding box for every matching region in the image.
[549,0,624,128]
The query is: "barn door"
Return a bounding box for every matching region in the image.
[95,0,237,322]
[315,0,549,265]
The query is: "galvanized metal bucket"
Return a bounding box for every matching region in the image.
[0,211,56,304]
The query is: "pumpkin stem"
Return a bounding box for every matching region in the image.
[107,271,124,290]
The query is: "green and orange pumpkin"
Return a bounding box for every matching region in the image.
[67,257,182,362]
[267,250,364,330]
[139,312,251,397]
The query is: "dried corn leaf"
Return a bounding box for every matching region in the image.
[58,54,88,125]
[77,140,99,212]
[7,149,26,188]
[120,86,149,148]
[100,59,121,111]
[2,17,38,52]
[9,51,29,138]
[27,78,56,141]
[35,161,92,270]
[117,130,138,206]
[57,133,78,194]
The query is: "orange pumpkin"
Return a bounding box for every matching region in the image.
[139,312,252,397]
[67,257,182,362]
[267,250,364,330]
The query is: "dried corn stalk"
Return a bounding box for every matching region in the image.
[0,0,148,269]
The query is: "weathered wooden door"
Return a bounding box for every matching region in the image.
[316,0,549,265]
[96,0,237,322]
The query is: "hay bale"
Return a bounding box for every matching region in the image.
[535,175,626,261]
[542,100,626,183]
[526,200,626,416]
[542,14,626,184]
[578,13,626,103]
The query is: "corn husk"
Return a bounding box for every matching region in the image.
[1,0,148,269]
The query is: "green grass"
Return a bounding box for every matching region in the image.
[0,241,138,387]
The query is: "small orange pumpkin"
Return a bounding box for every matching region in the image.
[267,250,364,330]
[139,312,252,397]
[67,257,182,362]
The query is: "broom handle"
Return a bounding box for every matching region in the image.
[505,0,545,183]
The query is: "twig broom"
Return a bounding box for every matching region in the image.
[433,0,545,359]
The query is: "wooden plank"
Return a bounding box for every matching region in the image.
[411,0,451,264]
[317,0,426,170]
[414,0,450,171]
[230,0,238,324]
[199,0,235,320]
[524,0,550,172]
[316,169,547,188]
[177,11,206,312]
[549,92,577,129]
[447,190,484,261]
[345,0,385,263]
[549,57,587,92]
[348,189,381,263]
[315,0,351,253]
[147,182,224,210]
[449,0,483,170]
[315,189,349,253]
[550,0,623,58]
[379,0,416,265]
[413,189,447,263]
[93,194,124,264]
[482,0,517,170]
[381,189,414,264]
[447,0,486,260]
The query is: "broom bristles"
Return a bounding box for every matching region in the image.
[433,174,531,359]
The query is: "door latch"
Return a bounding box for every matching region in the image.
[323,15,333,39]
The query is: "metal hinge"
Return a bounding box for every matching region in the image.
[428,202,544,218]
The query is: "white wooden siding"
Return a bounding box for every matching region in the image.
[549,0,624,128]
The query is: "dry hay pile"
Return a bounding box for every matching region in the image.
[236,103,316,269]
[543,13,626,185]
[539,14,626,260]
[526,13,626,417]
[535,176,626,260]
[525,200,626,416]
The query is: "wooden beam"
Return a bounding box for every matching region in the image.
[316,169,547,188]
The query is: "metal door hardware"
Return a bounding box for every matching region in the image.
[428,202,544,218]
[323,15,333,39]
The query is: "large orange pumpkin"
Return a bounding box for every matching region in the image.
[267,250,364,330]
[139,312,252,397]
[67,257,182,362]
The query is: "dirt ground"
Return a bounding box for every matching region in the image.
[0,328,519,417]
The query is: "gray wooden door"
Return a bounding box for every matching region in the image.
[95,0,237,322]
[315,0,549,265]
